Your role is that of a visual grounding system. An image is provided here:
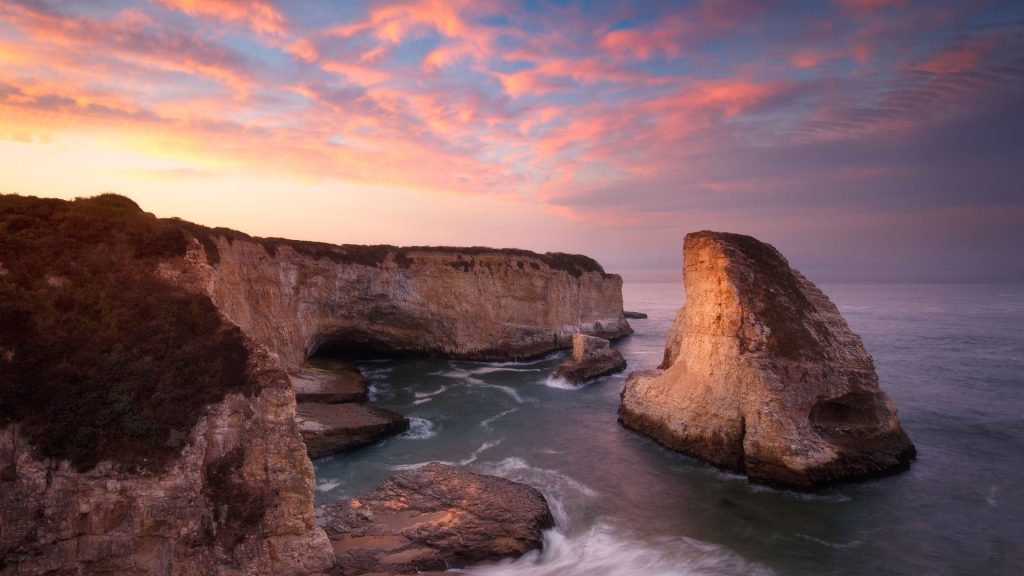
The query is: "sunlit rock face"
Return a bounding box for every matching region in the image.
[619,231,916,489]
[192,239,632,370]
[320,462,554,575]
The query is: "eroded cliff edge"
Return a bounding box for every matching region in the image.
[619,231,915,489]
[170,233,631,370]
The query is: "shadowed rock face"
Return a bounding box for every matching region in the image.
[0,346,336,575]
[619,231,916,489]
[320,463,554,575]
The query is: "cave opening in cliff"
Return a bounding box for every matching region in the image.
[306,326,428,363]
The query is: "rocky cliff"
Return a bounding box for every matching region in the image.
[619,231,915,489]
[0,346,335,575]
[0,194,627,573]
[0,195,334,574]
[173,236,631,371]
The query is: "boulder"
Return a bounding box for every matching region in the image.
[297,403,409,459]
[554,334,627,384]
[624,311,648,319]
[619,231,915,489]
[320,462,553,575]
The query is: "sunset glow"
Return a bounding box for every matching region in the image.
[2,0,1022,275]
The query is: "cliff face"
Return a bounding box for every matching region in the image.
[619,231,915,489]
[0,346,335,575]
[191,238,631,370]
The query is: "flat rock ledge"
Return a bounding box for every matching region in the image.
[321,462,554,575]
[624,311,648,319]
[291,359,369,404]
[554,334,627,384]
[297,403,409,460]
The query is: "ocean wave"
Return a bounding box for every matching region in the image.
[477,457,596,525]
[454,521,775,576]
[401,417,437,440]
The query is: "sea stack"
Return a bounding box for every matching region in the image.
[619,231,915,489]
[554,334,627,384]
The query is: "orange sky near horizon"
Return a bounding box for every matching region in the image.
[2,1,1022,276]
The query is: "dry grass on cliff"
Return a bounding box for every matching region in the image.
[0,194,251,472]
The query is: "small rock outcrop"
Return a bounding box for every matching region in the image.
[321,463,554,575]
[297,403,410,459]
[292,359,369,404]
[554,334,627,384]
[624,311,648,319]
[620,231,915,489]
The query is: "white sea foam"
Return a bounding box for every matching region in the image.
[391,440,502,471]
[480,408,519,430]
[401,417,437,440]
[315,481,341,493]
[414,385,449,399]
[453,520,774,576]
[541,375,577,390]
[468,365,544,375]
[459,440,502,465]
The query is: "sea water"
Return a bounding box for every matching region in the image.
[313,277,1024,575]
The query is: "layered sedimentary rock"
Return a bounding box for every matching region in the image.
[176,237,631,370]
[619,231,915,489]
[0,346,335,575]
[554,334,627,384]
[321,463,554,575]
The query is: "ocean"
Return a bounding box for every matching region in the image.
[313,278,1024,575]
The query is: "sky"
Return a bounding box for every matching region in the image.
[1,0,1022,279]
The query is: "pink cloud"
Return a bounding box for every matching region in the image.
[159,0,286,36]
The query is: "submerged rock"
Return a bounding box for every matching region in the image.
[624,311,648,319]
[554,334,627,384]
[321,462,554,575]
[297,403,409,459]
[619,231,915,489]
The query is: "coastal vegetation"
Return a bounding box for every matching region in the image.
[0,194,250,472]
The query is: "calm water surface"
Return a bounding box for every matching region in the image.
[314,279,1024,575]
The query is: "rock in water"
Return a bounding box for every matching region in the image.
[321,463,554,575]
[297,403,409,459]
[624,311,648,319]
[554,334,627,384]
[619,231,915,489]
